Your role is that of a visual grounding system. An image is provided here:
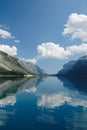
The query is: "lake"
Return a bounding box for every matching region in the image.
[0,76,87,130]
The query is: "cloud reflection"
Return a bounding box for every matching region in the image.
[0,110,15,126]
[0,77,44,107]
[0,94,16,107]
[37,92,87,108]
[37,77,87,109]
[0,76,87,109]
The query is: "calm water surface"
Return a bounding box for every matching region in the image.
[0,76,87,130]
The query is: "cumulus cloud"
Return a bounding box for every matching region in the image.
[25,58,37,64]
[0,29,13,39]
[36,42,87,59]
[20,57,37,64]
[63,13,87,42]
[37,42,71,59]
[0,44,17,56]
[67,43,87,54]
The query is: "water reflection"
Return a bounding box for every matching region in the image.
[58,76,87,94]
[18,77,44,93]
[0,94,16,107]
[0,109,15,126]
[0,77,44,127]
[37,113,58,124]
[37,76,87,109]
[37,88,87,108]
[0,77,45,107]
[0,76,87,129]
[0,76,87,109]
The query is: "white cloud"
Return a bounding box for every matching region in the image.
[14,40,20,43]
[21,57,37,64]
[25,58,37,64]
[0,29,13,39]
[36,42,87,59]
[37,42,71,59]
[63,13,87,42]
[0,25,20,42]
[67,43,87,54]
[0,44,17,56]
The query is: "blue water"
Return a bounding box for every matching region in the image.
[0,76,87,130]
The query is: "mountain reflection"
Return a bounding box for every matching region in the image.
[0,77,44,107]
[37,76,87,109]
[0,76,87,109]
[0,76,87,129]
[58,76,87,94]
[0,77,44,127]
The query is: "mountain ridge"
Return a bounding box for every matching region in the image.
[58,55,87,78]
[0,51,44,77]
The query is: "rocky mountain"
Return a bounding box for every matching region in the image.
[0,51,44,76]
[58,55,87,78]
[19,60,45,74]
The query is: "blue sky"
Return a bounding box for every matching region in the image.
[0,0,87,73]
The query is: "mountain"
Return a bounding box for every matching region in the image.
[58,55,87,78]
[0,51,44,76]
[19,60,45,74]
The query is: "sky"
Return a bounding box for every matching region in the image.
[1,0,87,74]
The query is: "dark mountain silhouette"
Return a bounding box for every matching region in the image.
[58,55,87,78]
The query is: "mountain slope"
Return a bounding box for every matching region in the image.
[19,60,45,74]
[0,51,36,76]
[58,55,87,78]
